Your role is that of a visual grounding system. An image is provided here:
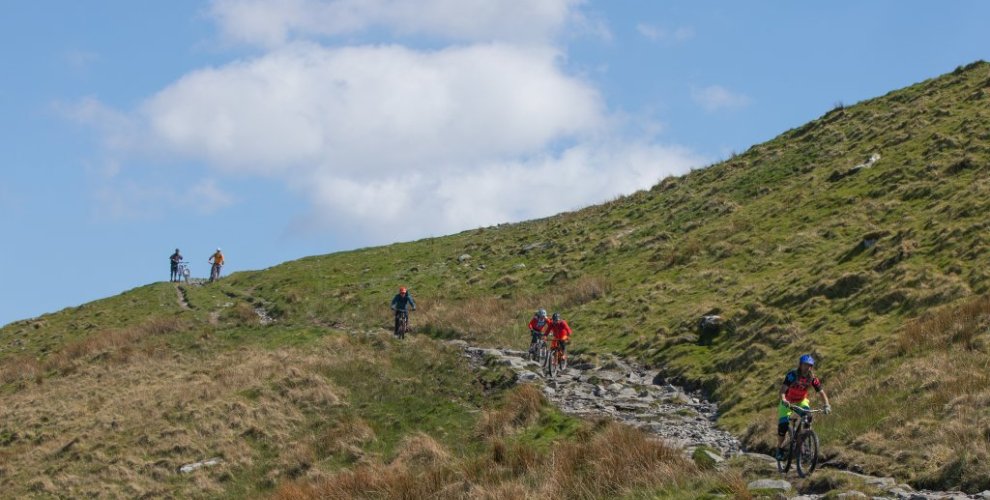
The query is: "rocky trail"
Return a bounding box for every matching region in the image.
[455,343,990,500]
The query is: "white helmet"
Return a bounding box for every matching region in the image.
[216,248,221,252]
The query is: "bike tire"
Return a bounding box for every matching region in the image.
[796,430,819,478]
[776,426,794,473]
[544,349,555,378]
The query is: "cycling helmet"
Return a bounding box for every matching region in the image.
[537,309,547,318]
[216,248,221,252]
[552,312,561,321]
[799,354,815,366]
[399,287,407,294]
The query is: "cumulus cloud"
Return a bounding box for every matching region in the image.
[299,140,702,240]
[209,0,584,46]
[140,43,604,175]
[73,0,706,241]
[691,85,751,112]
[636,23,694,43]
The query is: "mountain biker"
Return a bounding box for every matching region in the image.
[208,248,224,282]
[776,354,831,460]
[170,248,183,282]
[546,312,572,362]
[391,287,416,335]
[527,309,550,352]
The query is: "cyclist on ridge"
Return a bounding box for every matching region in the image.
[208,248,225,282]
[527,309,550,353]
[546,312,572,363]
[776,354,831,460]
[170,248,183,282]
[391,287,416,336]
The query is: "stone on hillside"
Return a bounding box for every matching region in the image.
[179,457,223,474]
[836,492,868,499]
[512,263,526,270]
[518,371,539,382]
[863,476,896,488]
[741,452,777,463]
[458,254,472,262]
[521,242,546,253]
[747,479,791,492]
[606,383,624,394]
[700,449,724,464]
[978,491,990,500]
[618,387,639,398]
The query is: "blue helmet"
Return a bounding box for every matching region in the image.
[799,354,815,366]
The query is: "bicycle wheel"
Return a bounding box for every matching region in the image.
[544,348,556,378]
[796,430,819,478]
[776,427,794,473]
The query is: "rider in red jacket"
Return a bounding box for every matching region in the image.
[546,312,572,361]
[528,309,551,348]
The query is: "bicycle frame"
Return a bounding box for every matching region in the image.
[779,404,825,477]
[394,310,410,338]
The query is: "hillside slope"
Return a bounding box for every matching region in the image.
[3,61,990,494]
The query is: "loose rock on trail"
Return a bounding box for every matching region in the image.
[457,343,741,457]
[455,342,990,500]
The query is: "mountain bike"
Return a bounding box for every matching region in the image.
[210,263,222,282]
[528,332,548,362]
[177,261,191,284]
[544,340,566,378]
[394,309,410,339]
[777,404,825,477]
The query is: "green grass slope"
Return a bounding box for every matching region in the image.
[3,61,990,494]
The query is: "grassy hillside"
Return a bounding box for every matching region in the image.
[3,61,990,495]
[0,283,744,498]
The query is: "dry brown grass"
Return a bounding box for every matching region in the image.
[0,340,347,498]
[821,296,990,489]
[898,294,990,353]
[476,384,545,438]
[419,275,611,343]
[273,421,695,500]
[0,316,187,386]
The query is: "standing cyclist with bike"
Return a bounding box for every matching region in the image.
[528,309,550,353]
[391,287,416,336]
[776,354,831,460]
[170,248,183,282]
[547,312,572,364]
[208,248,225,282]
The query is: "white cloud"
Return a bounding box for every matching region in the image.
[55,97,136,152]
[299,140,702,240]
[691,85,751,112]
[73,0,707,241]
[636,23,694,43]
[140,43,604,176]
[209,0,585,46]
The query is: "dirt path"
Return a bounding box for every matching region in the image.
[457,343,988,499]
[174,284,191,310]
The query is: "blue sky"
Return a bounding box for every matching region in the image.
[1,1,988,326]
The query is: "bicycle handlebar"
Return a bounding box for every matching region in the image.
[787,404,826,414]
